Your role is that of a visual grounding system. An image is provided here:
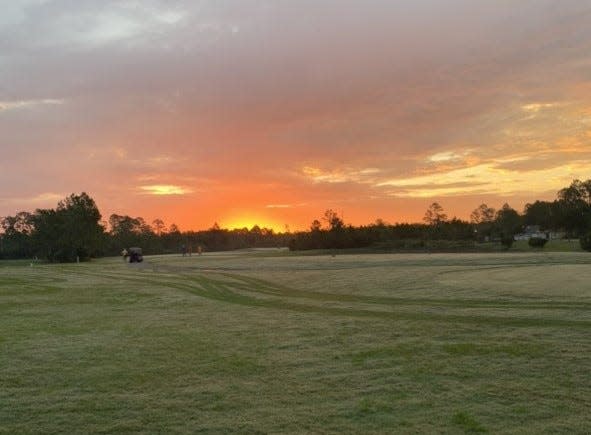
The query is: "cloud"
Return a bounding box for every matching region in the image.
[427,150,474,163]
[0,1,187,50]
[139,185,193,195]
[302,166,381,184]
[521,102,558,113]
[0,192,65,208]
[265,202,307,209]
[0,99,64,112]
[378,160,591,198]
[1,1,591,227]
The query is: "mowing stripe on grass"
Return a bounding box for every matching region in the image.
[71,269,591,329]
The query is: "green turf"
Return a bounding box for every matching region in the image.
[1,251,591,433]
[510,239,583,252]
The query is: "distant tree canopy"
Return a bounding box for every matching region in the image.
[323,209,345,231]
[3,179,591,261]
[288,180,591,251]
[523,179,591,238]
[423,202,447,226]
[470,203,495,225]
[470,204,496,241]
[558,179,591,206]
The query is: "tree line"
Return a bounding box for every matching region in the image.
[288,179,591,251]
[0,192,290,261]
[2,179,591,262]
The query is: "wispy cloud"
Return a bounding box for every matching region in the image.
[427,150,473,163]
[139,185,193,195]
[265,203,307,209]
[9,4,188,49]
[0,99,64,112]
[302,166,380,184]
[2,192,65,206]
[521,102,558,113]
[378,159,591,198]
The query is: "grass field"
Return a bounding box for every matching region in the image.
[1,251,591,434]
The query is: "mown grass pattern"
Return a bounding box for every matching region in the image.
[1,251,591,433]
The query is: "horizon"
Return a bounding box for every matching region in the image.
[0,186,573,234]
[2,1,590,231]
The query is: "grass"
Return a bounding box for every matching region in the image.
[1,251,591,433]
[451,411,487,433]
[510,239,582,252]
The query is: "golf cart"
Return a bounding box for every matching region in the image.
[128,247,143,263]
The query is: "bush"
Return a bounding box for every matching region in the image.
[501,236,514,250]
[528,237,548,248]
[580,233,591,252]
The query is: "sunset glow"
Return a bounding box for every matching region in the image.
[221,217,284,233]
[2,2,591,230]
[140,185,193,196]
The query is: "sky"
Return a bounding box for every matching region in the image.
[1,0,591,232]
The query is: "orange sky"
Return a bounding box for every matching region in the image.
[1,1,591,232]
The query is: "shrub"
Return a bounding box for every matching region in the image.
[580,233,591,252]
[528,237,548,248]
[501,236,514,250]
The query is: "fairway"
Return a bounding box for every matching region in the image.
[1,251,591,434]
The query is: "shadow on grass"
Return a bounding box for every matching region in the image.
[452,411,488,433]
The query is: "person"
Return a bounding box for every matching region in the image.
[121,248,128,262]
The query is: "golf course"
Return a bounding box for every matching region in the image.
[1,250,590,433]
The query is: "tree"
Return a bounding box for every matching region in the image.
[323,209,344,231]
[0,211,34,258]
[374,218,388,227]
[152,219,166,236]
[423,202,447,226]
[557,179,591,205]
[136,217,153,235]
[470,204,495,224]
[494,203,522,245]
[108,214,148,250]
[32,192,104,262]
[310,219,322,232]
[109,214,143,236]
[583,180,591,207]
[554,180,591,237]
[523,201,556,229]
[31,209,62,261]
[470,203,496,242]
